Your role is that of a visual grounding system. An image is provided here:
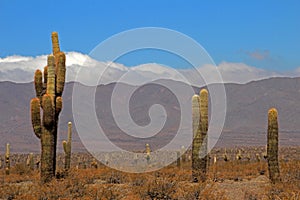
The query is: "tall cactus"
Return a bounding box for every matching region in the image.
[5,143,10,175]
[267,108,281,183]
[192,89,209,182]
[63,122,72,170]
[30,32,66,183]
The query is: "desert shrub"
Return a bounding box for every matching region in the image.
[12,163,32,176]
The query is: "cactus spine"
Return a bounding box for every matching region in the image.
[192,89,209,182]
[267,108,281,183]
[30,32,66,183]
[5,143,10,175]
[63,122,72,170]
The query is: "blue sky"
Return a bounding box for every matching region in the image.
[0,0,299,71]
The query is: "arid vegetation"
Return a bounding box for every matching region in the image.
[0,147,299,199]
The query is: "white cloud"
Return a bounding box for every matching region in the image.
[0,52,298,86]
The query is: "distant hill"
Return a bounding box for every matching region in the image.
[0,77,300,153]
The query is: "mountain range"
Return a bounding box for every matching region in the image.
[0,77,299,153]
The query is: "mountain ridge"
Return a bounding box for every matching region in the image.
[0,77,299,152]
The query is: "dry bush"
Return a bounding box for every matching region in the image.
[0,151,299,199]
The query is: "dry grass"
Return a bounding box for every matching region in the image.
[0,154,299,200]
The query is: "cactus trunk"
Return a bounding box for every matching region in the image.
[192,89,209,182]
[267,108,281,184]
[30,32,66,183]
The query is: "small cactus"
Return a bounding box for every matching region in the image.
[181,146,186,163]
[5,143,10,175]
[267,108,281,183]
[256,153,261,162]
[145,144,151,164]
[246,153,251,162]
[63,122,72,170]
[91,159,98,169]
[236,149,242,161]
[213,155,217,164]
[26,153,34,170]
[192,89,209,182]
[223,148,228,162]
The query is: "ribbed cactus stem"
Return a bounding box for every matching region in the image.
[43,66,48,86]
[199,89,208,181]
[30,98,41,138]
[34,70,43,100]
[192,94,201,182]
[267,108,281,183]
[56,53,66,96]
[236,149,242,161]
[51,32,60,55]
[181,146,186,162]
[145,144,151,163]
[46,55,56,99]
[63,122,72,170]
[5,143,10,175]
[56,97,63,115]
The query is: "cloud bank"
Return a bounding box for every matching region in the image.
[0,52,298,86]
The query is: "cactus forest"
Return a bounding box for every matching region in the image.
[1,3,300,197]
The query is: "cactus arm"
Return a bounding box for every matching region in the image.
[63,140,67,153]
[56,52,66,96]
[30,98,42,139]
[192,95,200,138]
[34,70,43,99]
[56,97,63,115]
[43,66,48,89]
[51,32,60,55]
[200,89,208,133]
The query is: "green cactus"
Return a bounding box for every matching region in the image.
[30,32,66,183]
[63,122,72,170]
[267,108,281,183]
[192,89,209,182]
[5,143,10,175]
